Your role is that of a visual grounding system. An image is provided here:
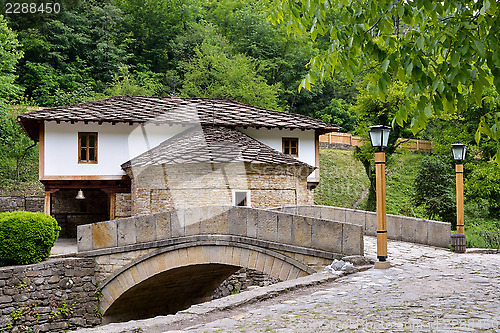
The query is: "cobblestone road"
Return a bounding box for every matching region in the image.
[176,237,500,333]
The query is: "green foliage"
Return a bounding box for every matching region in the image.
[271,0,500,159]
[352,80,415,211]
[315,98,357,132]
[0,104,39,190]
[413,157,456,226]
[465,218,500,249]
[0,14,23,100]
[385,151,427,217]
[465,161,500,217]
[101,64,162,97]
[0,211,60,266]
[180,40,282,110]
[314,149,370,208]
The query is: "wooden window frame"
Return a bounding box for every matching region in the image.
[232,189,251,207]
[282,137,299,157]
[78,132,98,164]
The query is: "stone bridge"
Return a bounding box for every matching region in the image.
[76,206,363,322]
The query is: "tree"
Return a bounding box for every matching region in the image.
[352,80,414,211]
[271,0,500,160]
[179,39,282,110]
[413,157,456,227]
[0,14,23,101]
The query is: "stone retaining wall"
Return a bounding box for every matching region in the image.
[212,268,280,299]
[0,196,44,213]
[0,258,101,332]
[271,205,451,248]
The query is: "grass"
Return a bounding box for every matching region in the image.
[385,150,427,218]
[314,149,370,208]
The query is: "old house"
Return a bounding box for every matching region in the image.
[18,96,339,237]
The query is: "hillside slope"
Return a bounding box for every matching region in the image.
[315,148,427,218]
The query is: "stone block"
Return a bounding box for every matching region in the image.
[136,214,157,243]
[247,250,259,270]
[228,207,247,236]
[184,207,203,235]
[296,206,321,219]
[155,211,171,240]
[199,206,229,234]
[291,215,312,248]
[279,206,297,215]
[277,213,293,244]
[117,217,137,246]
[414,219,429,245]
[318,206,335,221]
[312,219,343,253]
[270,259,283,277]
[332,207,347,222]
[92,221,117,249]
[365,212,377,236]
[246,208,259,238]
[77,224,93,252]
[387,215,402,241]
[170,210,185,237]
[343,223,364,255]
[427,220,451,248]
[401,217,417,244]
[345,209,366,227]
[257,209,278,242]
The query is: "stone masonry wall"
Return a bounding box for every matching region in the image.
[0,196,44,213]
[212,268,280,299]
[0,258,101,332]
[125,163,313,215]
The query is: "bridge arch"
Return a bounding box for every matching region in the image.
[99,241,315,322]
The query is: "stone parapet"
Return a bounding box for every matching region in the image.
[77,206,363,257]
[271,205,451,248]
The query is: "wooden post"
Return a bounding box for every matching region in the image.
[44,191,51,215]
[456,163,465,234]
[109,193,116,220]
[375,151,389,268]
[43,189,58,215]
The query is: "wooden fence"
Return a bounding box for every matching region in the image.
[319,132,432,152]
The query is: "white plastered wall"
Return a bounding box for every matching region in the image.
[43,121,190,177]
[236,127,317,180]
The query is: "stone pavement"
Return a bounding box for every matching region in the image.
[75,237,500,333]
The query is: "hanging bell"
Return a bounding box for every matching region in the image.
[75,189,86,200]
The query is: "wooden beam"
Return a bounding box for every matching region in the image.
[39,121,45,180]
[109,193,116,220]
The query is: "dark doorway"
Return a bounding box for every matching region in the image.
[51,189,109,238]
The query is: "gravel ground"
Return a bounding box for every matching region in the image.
[174,237,500,333]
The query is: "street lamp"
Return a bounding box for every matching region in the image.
[369,125,391,269]
[451,143,466,253]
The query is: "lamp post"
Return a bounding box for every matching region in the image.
[369,125,391,269]
[451,143,467,253]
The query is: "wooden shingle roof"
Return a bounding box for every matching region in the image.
[121,125,315,171]
[18,96,340,140]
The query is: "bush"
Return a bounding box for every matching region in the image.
[0,211,60,266]
[413,157,456,227]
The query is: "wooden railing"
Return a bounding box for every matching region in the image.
[319,132,432,151]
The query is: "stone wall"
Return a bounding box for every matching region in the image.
[0,196,44,213]
[271,205,451,248]
[124,163,313,215]
[212,268,280,299]
[77,206,364,257]
[0,258,101,332]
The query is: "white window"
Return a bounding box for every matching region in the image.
[232,190,251,207]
